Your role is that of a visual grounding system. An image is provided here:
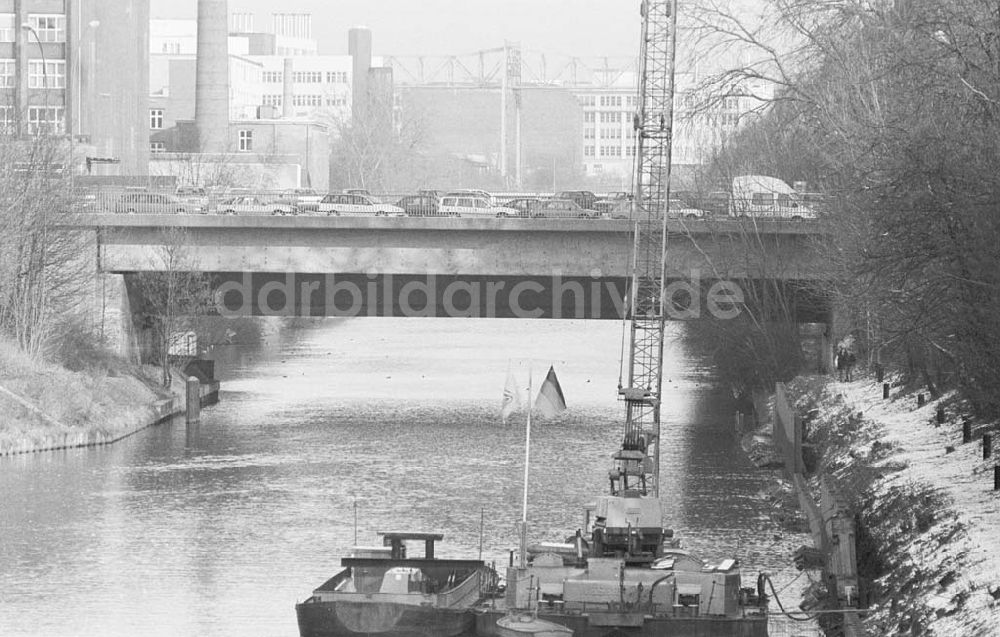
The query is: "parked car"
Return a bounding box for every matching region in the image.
[437,196,519,218]
[531,198,601,219]
[280,188,323,212]
[343,188,372,196]
[442,189,496,205]
[319,193,405,216]
[502,197,542,217]
[214,195,297,216]
[729,175,816,220]
[555,190,599,210]
[594,192,632,216]
[114,192,203,214]
[395,194,440,216]
[666,199,705,219]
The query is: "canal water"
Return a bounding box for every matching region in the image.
[0,318,811,637]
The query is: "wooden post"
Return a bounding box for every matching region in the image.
[936,406,945,426]
[882,383,890,400]
[917,393,925,407]
[994,465,999,492]
[984,434,992,461]
[186,376,200,424]
[962,420,972,444]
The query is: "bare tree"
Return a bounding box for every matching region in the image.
[128,227,214,388]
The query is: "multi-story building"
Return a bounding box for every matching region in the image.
[0,0,149,173]
[572,71,773,183]
[147,12,347,189]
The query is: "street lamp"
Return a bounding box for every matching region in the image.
[21,23,49,134]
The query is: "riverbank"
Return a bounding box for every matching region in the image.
[757,373,1000,635]
[0,339,216,456]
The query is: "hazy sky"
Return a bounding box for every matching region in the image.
[151,0,641,59]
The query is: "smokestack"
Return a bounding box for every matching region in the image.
[196,0,230,152]
[282,58,294,118]
[348,27,372,122]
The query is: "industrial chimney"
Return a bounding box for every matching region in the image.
[196,0,230,153]
[348,27,372,123]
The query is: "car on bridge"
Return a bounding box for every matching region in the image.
[501,197,541,217]
[729,175,817,220]
[319,193,405,216]
[594,191,632,216]
[214,195,298,216]
[280,188,323,212]
[113,192,204,214]
[442,189,496,205]
[555,189,599,211]
[437,196,520,218]
[395,194,440,216]
[530,198,601,219]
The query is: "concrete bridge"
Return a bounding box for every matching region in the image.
[73,214,829,321]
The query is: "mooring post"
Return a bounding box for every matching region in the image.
[994,465,999,492]
[883,383,890,400]
[962,419,972,444]
[186,376,200,424]
[875,364,884,383]
[917,393,925,408]
[984,434,993,461]
[936,406,945,426]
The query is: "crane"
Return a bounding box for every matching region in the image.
[591,0,679,565]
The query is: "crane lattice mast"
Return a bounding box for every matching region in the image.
[613,0,679,500]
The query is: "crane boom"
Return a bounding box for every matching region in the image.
[612,0,679,501]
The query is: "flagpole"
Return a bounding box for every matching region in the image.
[519,365,532,569]
[522,365,532,523]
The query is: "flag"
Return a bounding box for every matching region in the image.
[534,366,567,418]
[500,370,523,423]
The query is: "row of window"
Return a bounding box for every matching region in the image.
[262,71,349,84]
[0,106,64,133]
[0,59,67,88]
[583,126,644,139]
[0,14,66,43]
[583,145,640,158]
[261,94,349,108]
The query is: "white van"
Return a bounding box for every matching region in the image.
[729,175,816,220]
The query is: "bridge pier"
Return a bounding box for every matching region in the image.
[94,273,141,364]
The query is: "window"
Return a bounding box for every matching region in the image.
[583,112,595,123]
[583,128,595,140]
[584,145,595,157]
[150,141,166,153]
[0,59,13,87]
[150,109,164,130]
[161,42,181,54]
[263,71,283,83]
[238,129,253,152]
[0,14,14,42]
[28,60,66,89]
[27,107,64,134]
[26,15,66,43]
[263,94,282,106]
[326,71,347,83]
[0,106,13,132]
[751,193,773,206]
[600,112,620,123]
[325,96,347,107]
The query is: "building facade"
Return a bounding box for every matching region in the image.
[0,0,149,173]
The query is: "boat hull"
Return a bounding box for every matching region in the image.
[296,600,474,637]
[476,609,768,637]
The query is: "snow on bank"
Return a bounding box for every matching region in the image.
[787,375,1000,636]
